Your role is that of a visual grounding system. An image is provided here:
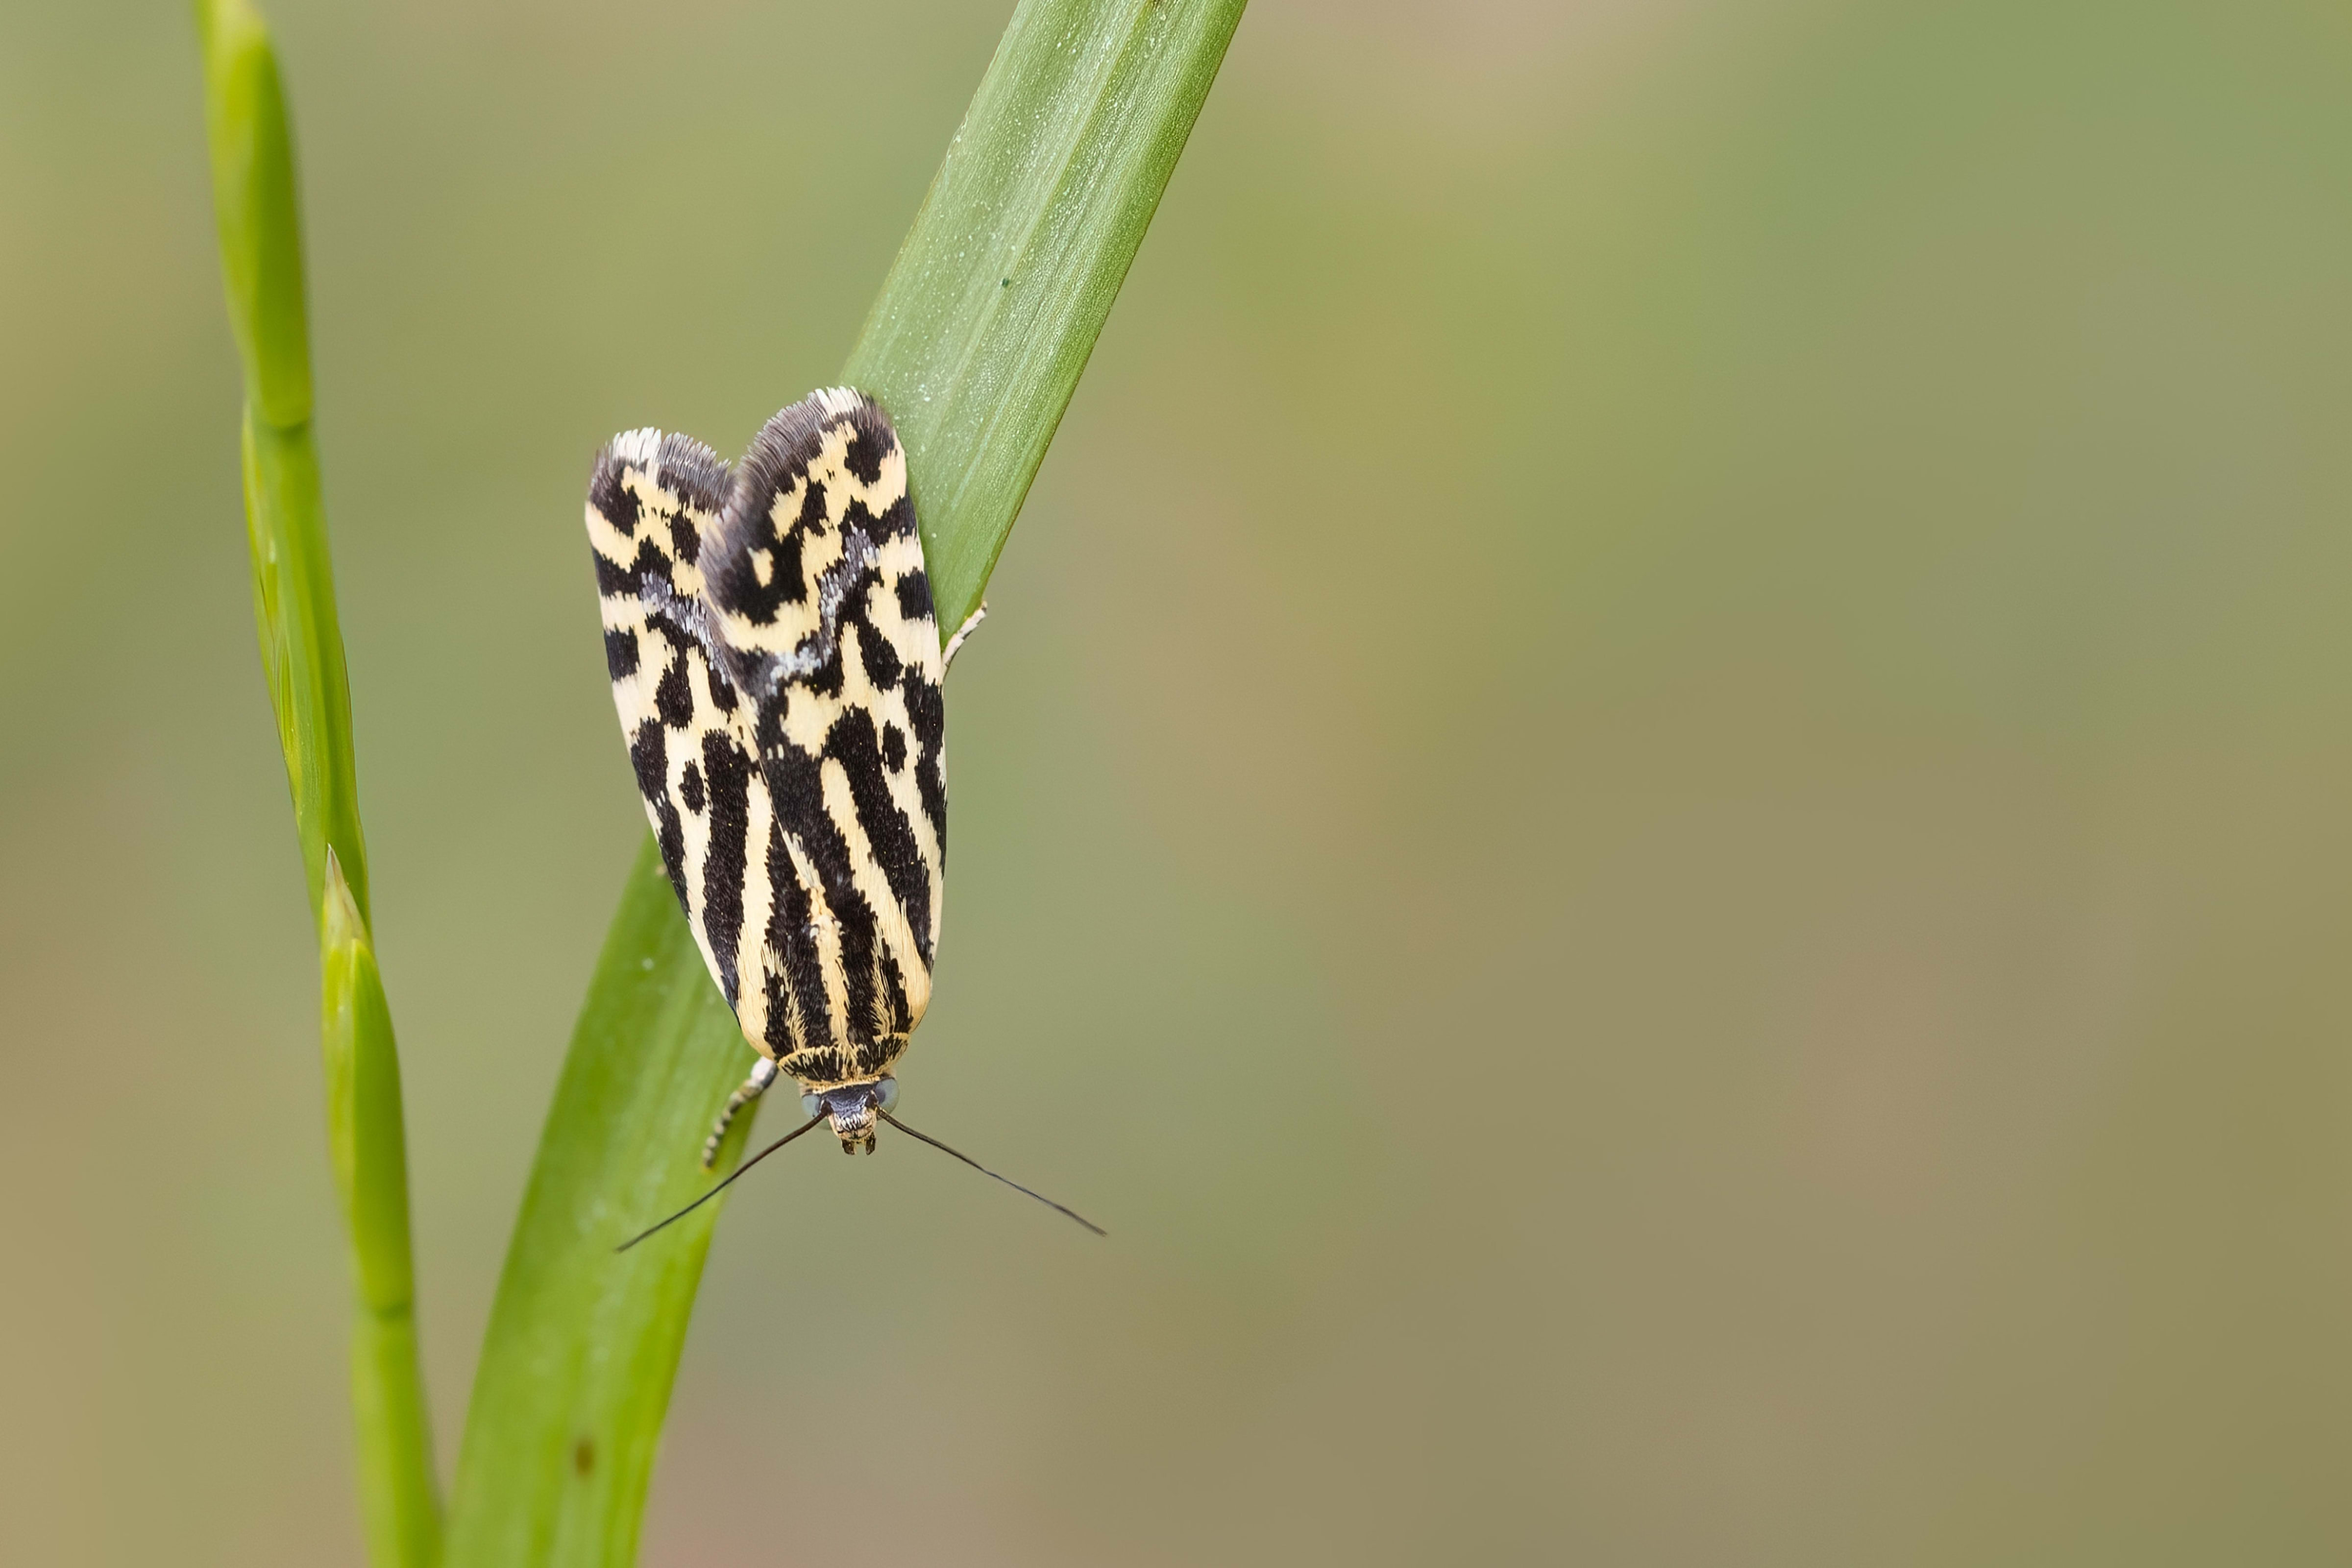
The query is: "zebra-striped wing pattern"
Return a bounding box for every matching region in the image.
[701,389,946,1090]
[585,428,757,1008]
[585,390,945,1096]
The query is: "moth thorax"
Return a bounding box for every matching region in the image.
[804,1077,898,1155]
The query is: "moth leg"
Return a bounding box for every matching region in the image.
[702,1056,781,1168]
[943,601,989,670]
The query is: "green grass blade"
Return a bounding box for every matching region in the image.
[201,0,365,925]
[195,0,311,430]
[325,860,444,1568]
[445,844,759,1568]
[240,408,370,926]
[847,0,1250,632]
[196,3,440,1563]
[445,3,1245,1564]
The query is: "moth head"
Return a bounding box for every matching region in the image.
[803,1078,897,1155]
[616,1071,1102,1253]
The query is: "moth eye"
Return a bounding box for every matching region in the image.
[801,1093,824,1118]
[875,1077,899,1111]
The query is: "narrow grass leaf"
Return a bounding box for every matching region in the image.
[240,407,370,925]
[196,4,440,1563]
[200,0,366,925]
[196,0,312,429]
[849,0,1250,631]
[447,846,761,1568]
[324,858,444,1568]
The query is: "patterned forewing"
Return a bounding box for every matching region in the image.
[585,430,773,1026]
[700,389,947,1086]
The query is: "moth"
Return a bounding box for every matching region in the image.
[585,388,1097,1244]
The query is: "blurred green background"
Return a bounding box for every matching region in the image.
[5,0,2352,1562]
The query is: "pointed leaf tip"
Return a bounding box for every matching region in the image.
[323,845,368,952]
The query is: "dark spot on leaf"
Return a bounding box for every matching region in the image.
[574,1437,595,1476]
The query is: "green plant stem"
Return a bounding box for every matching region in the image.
[197,3,441,1564]
[241,409,369,925]
[445,2,1245,1564]
[325,860,443,1568]
[201,0,365,926]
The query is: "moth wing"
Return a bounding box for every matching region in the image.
[699,388,946,1085]
[585,429,776,1032]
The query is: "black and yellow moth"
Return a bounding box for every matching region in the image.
[586,388,1098,1241]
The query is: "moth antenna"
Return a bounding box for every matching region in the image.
[615,1111,826,1253]
[878,1110,1105,1236]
